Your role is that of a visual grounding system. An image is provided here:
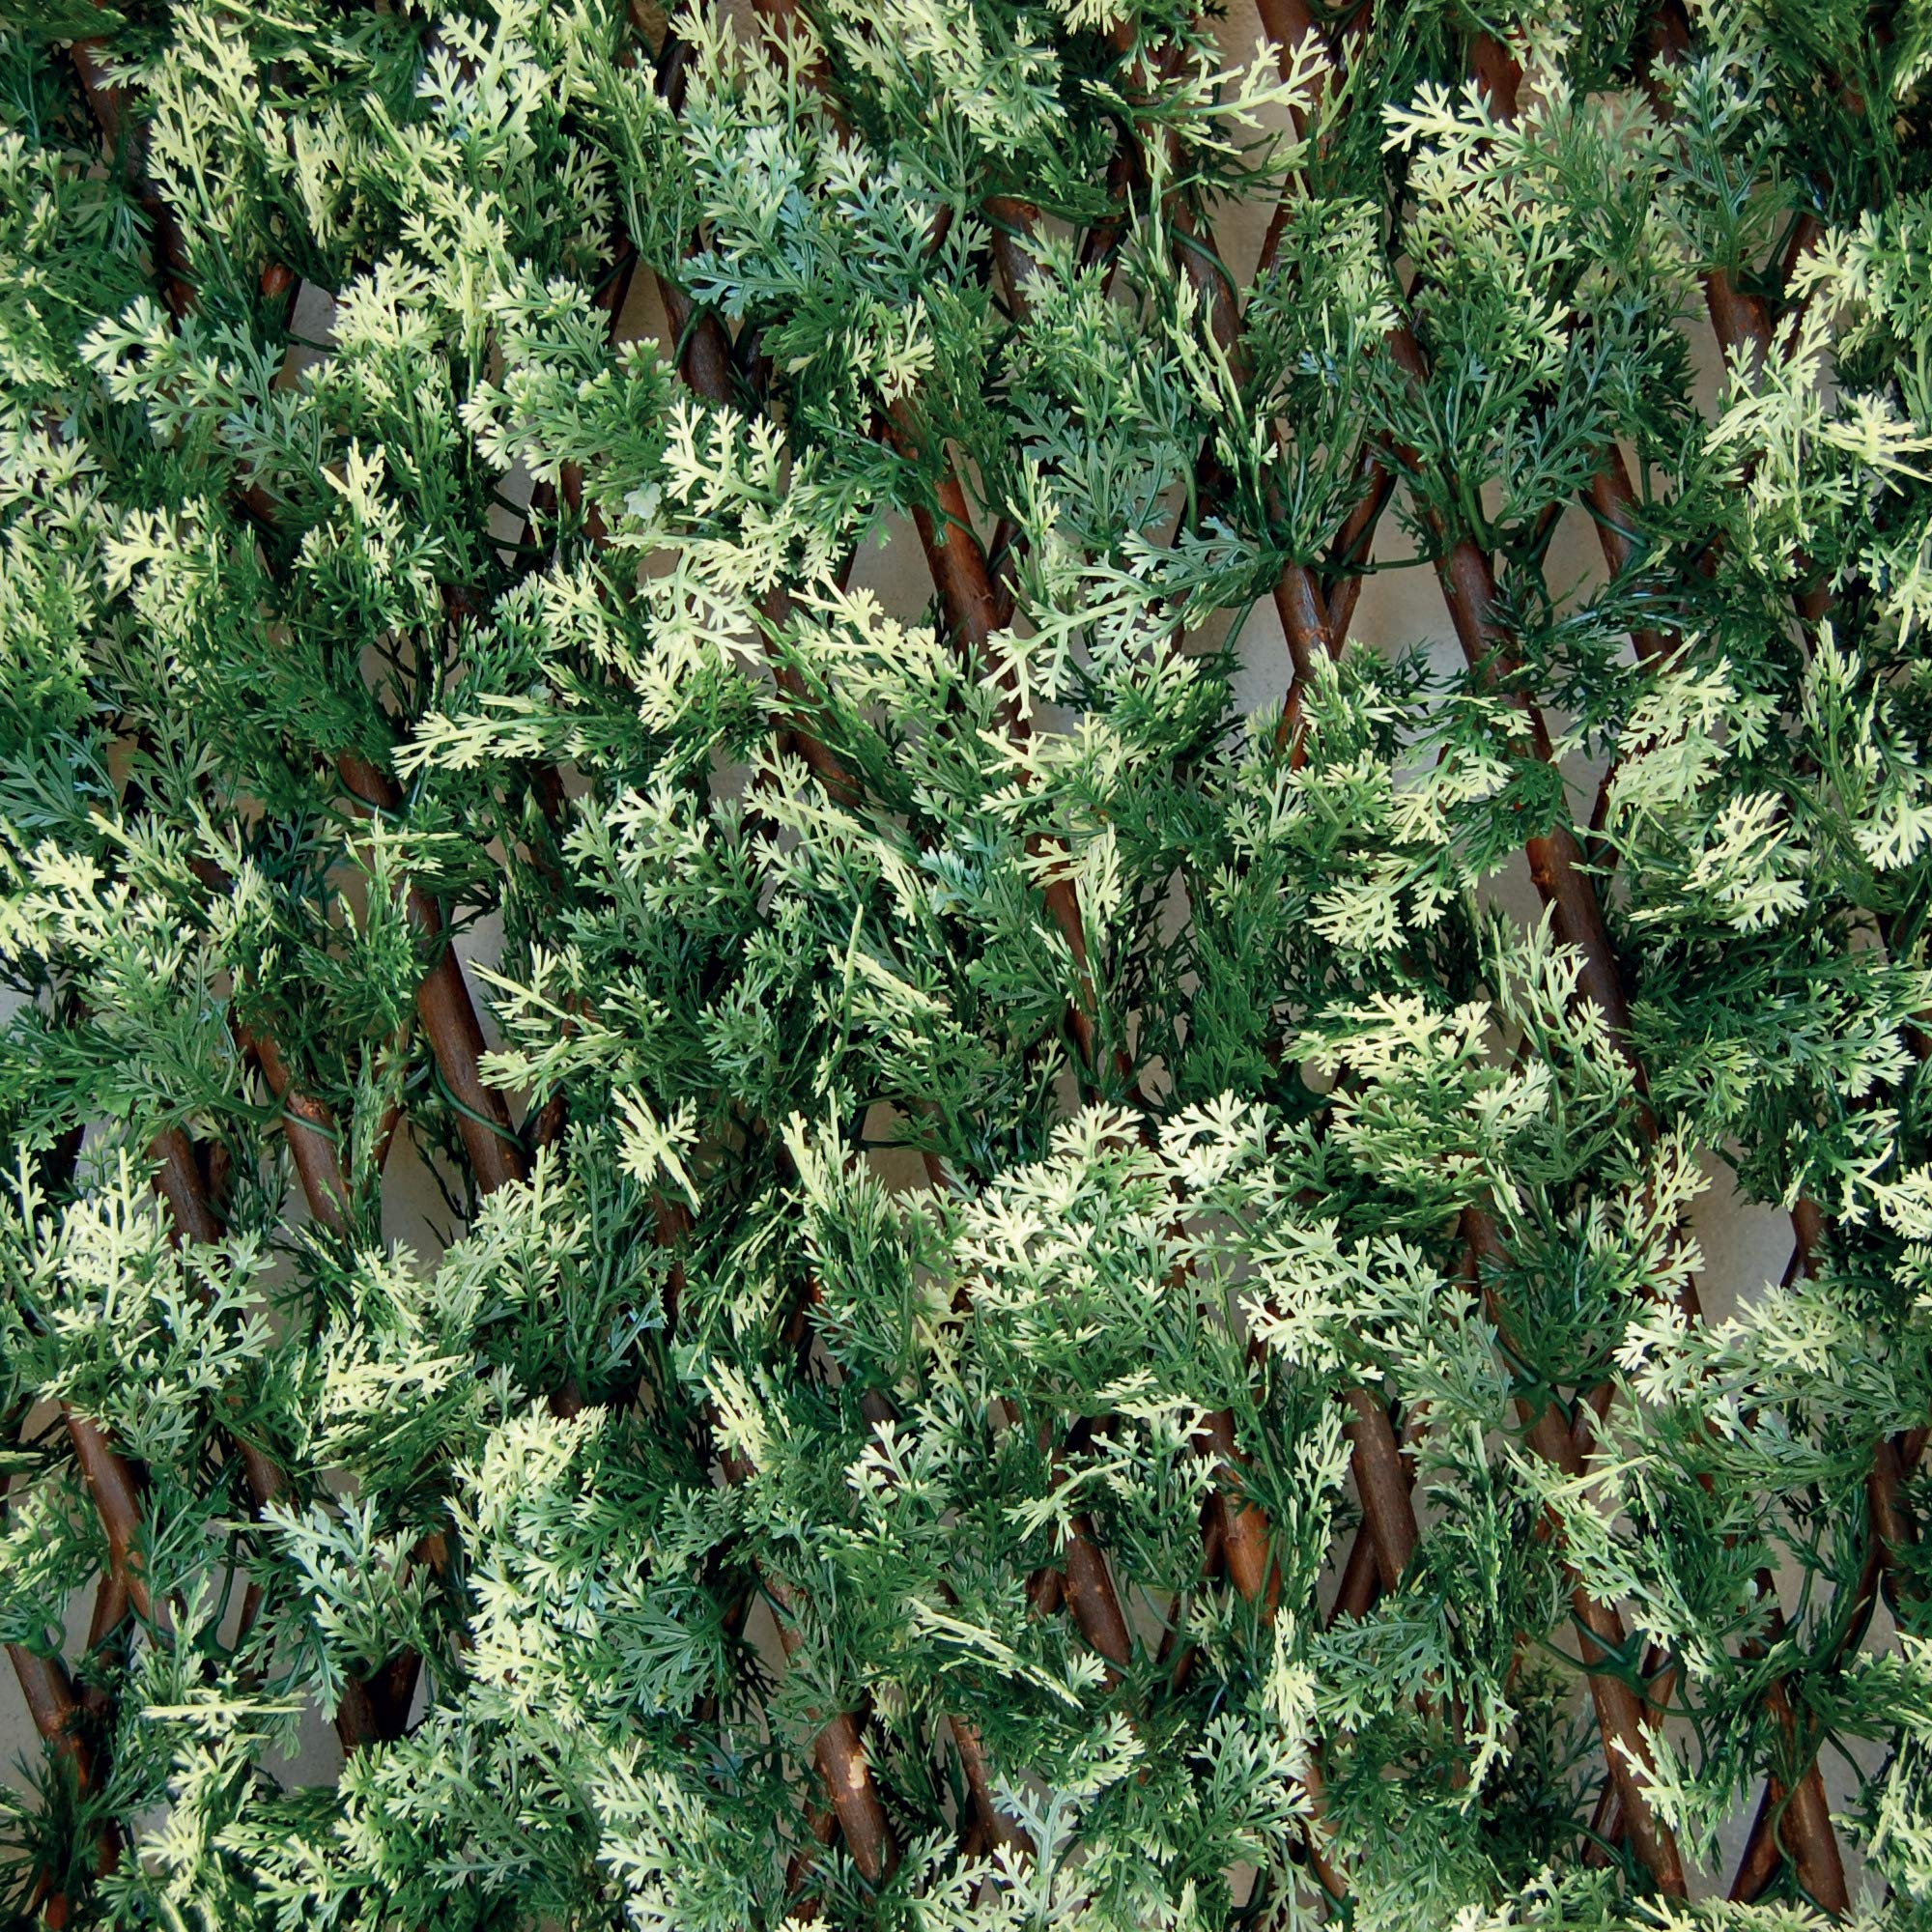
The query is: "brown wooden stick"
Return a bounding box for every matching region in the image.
[127,871,409,1750]
[988,40,1422,1828]
[1151,0,1425,1624]
[3,1399,117,1915]
[77,104,497,1696]
[1319,448,1397,651]
[1701,1215,1859,1907]
[238,1026,351,1236]
[1584,450,1676,672]
[6,1640,91,1789]
[896,482,1157,1662]
[62,1414,151,1627]
[1342,1389,1417,1594]
[546,75,899,1890]
[1569,154,1857,1932]
[149,1125,222,1247]
[1428,519,1661,1090]
[951,1714,1030,1859]
[1251,0,1381,769]
[767,1599,899,1885]
[981,43,1355,1644]
[1724,1431,1924,1901]
[1061,1511,1134,1670]
[1582,16,1832,867]
[71,40,197,319]
[812,1712,895,1885]
[152,1125,282,1508]
[1327,1502,1382,1626]
[211,1038,417,1747]
[337,751,527,1199]
[237,1012,440,1746]
[1465,1206,1688,1895]
[158,1080,410,1753]
[648,265,862,811]
[1730,1776,1786,1903]
[31,1143,150,1656]
[704,1406,900,1887]
[1728,1668,1847,1910]
[3,1647,107,1932]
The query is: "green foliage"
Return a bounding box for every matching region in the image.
[0,0,1930,1925]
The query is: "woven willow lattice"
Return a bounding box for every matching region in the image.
[0,0,1929,1925]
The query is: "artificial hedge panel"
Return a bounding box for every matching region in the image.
[0,0,1929,1924]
